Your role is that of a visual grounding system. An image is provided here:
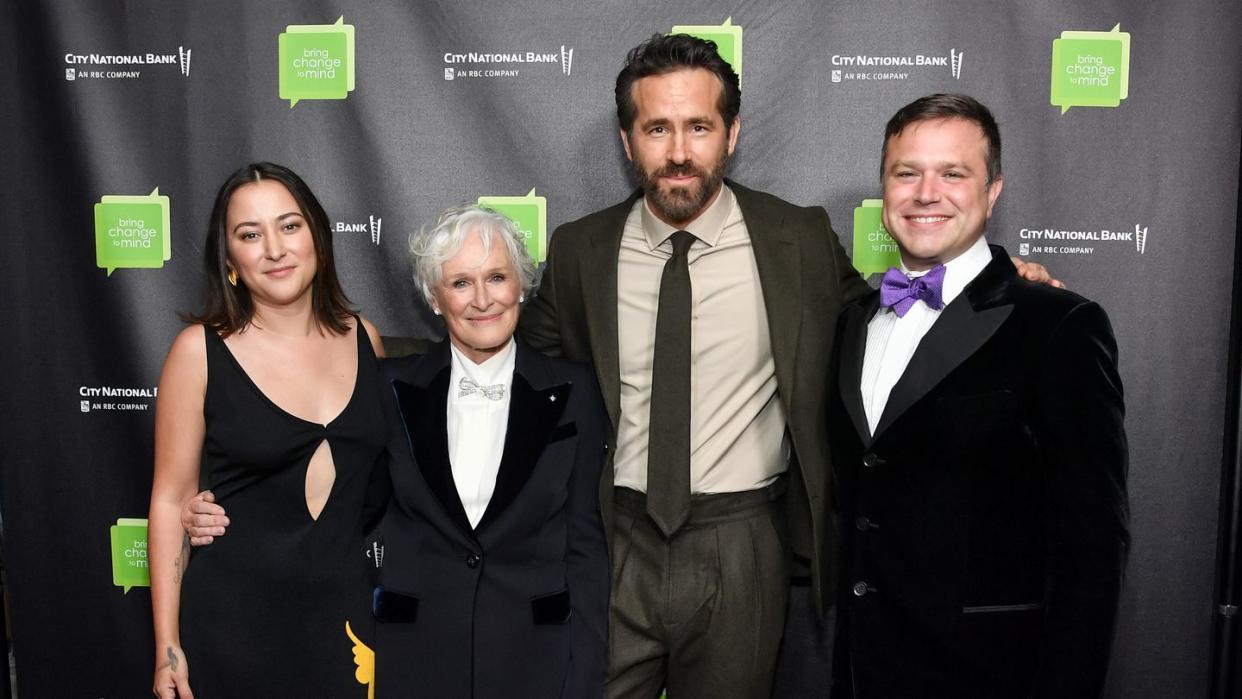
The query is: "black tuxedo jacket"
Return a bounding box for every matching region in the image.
[518,180,869,609]
[830,246,1129,698]
[370,339,609,698]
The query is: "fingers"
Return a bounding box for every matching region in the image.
[154,672,179,699]
[188,535,215,547]
[176,675,197,699]
[201,490,215,503]
[190,500,227,517]
[192,513,228,529]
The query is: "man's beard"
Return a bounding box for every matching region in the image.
[633,149,730,226]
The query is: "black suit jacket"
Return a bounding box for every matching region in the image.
[518,180,869,609]
[830,246,1129,698]
[371,339,609,698]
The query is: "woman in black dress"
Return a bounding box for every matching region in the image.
[149,163,384,698]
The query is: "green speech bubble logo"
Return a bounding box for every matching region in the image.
[852,199,901,279]
[110,518,150,593]
[1050,24,1130,114]
[478,189,548,264]
[94,188,171,276]
[670,17,743,85]
[279,17,356,107]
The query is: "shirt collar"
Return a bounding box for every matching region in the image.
[640,183,736,251]
[449,338,516,388]
[900,234,991,307]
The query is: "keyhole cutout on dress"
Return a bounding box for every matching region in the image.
[305,439,337,521]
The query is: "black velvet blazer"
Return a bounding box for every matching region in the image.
[830,245,1129,699]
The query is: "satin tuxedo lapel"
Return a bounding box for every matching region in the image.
[872,249,1015,440]
[838,293,881,444]
[477,344,571,531]
[577,192,637,431]
[731,180,802,397]
[390,342,474,536]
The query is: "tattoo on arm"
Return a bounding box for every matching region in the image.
[158,645,179,672]
[172,535,190,584]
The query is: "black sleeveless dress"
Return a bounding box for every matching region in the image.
[179,322,386,697]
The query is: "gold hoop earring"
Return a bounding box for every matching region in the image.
[228,268,238,287]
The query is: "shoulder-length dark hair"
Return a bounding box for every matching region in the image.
[186,162,354,337]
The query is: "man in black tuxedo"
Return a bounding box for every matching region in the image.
[829,94,1129,698]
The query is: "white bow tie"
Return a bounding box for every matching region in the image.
[458,376,505,401]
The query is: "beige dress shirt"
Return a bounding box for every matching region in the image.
[613,185,789,494]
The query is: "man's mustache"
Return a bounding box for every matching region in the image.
[654,162,704,180]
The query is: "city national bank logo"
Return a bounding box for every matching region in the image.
[443,45,574,80]
[1016,223,1148,257]
[64,46,190,81]
[830,48,963,83]
[1050,25,1131,113]
[279,17,356,107]
[111,518,149,593]
[851,199,901,279]
[79,384,158,413]
[333,215,383,246]
[93,188,171,276]
[478,190,547,263]
[670,18,742,84]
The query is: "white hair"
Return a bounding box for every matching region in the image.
[408,203,537,306]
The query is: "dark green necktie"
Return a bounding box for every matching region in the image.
[647,230,696,537]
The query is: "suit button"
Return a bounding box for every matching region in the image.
[465,554,480,569]
[855,516,873,531]
[852,581,871,597]
[862,453,882,468]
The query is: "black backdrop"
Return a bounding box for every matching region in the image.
[2,1,1241,696]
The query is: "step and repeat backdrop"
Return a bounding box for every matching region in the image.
[1,0,1240,696]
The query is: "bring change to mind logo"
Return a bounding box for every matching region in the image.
[852,199,901,279]
[1050,24,1131,113]
[111,518,149,593]
[279,17,356,107]
[478,190,547,264]
[93,188,171,276]
[670,18,743,85]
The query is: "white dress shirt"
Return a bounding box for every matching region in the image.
[860,236,992,436]
[447,339,516,528]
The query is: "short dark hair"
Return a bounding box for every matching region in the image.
[615,33,741,134]
[186,162,354,337]
[882,93,1002,184]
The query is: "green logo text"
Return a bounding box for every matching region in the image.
[478,189,548,264]
[852,199,901,279]
[110,518,149,593]
[279,17,356,107]
[93,188,171,276]
[1050,25,1131,113]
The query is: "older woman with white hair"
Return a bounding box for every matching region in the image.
[370,204,609,698]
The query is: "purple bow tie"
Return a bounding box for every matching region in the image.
[880,265,946,317]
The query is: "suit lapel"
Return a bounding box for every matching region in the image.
[578,193,635,432]
[839,292,879,444]
[872,249,1016,439]
[732,181,801,400]
[477,343,570,531]
[390,342,475,536]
